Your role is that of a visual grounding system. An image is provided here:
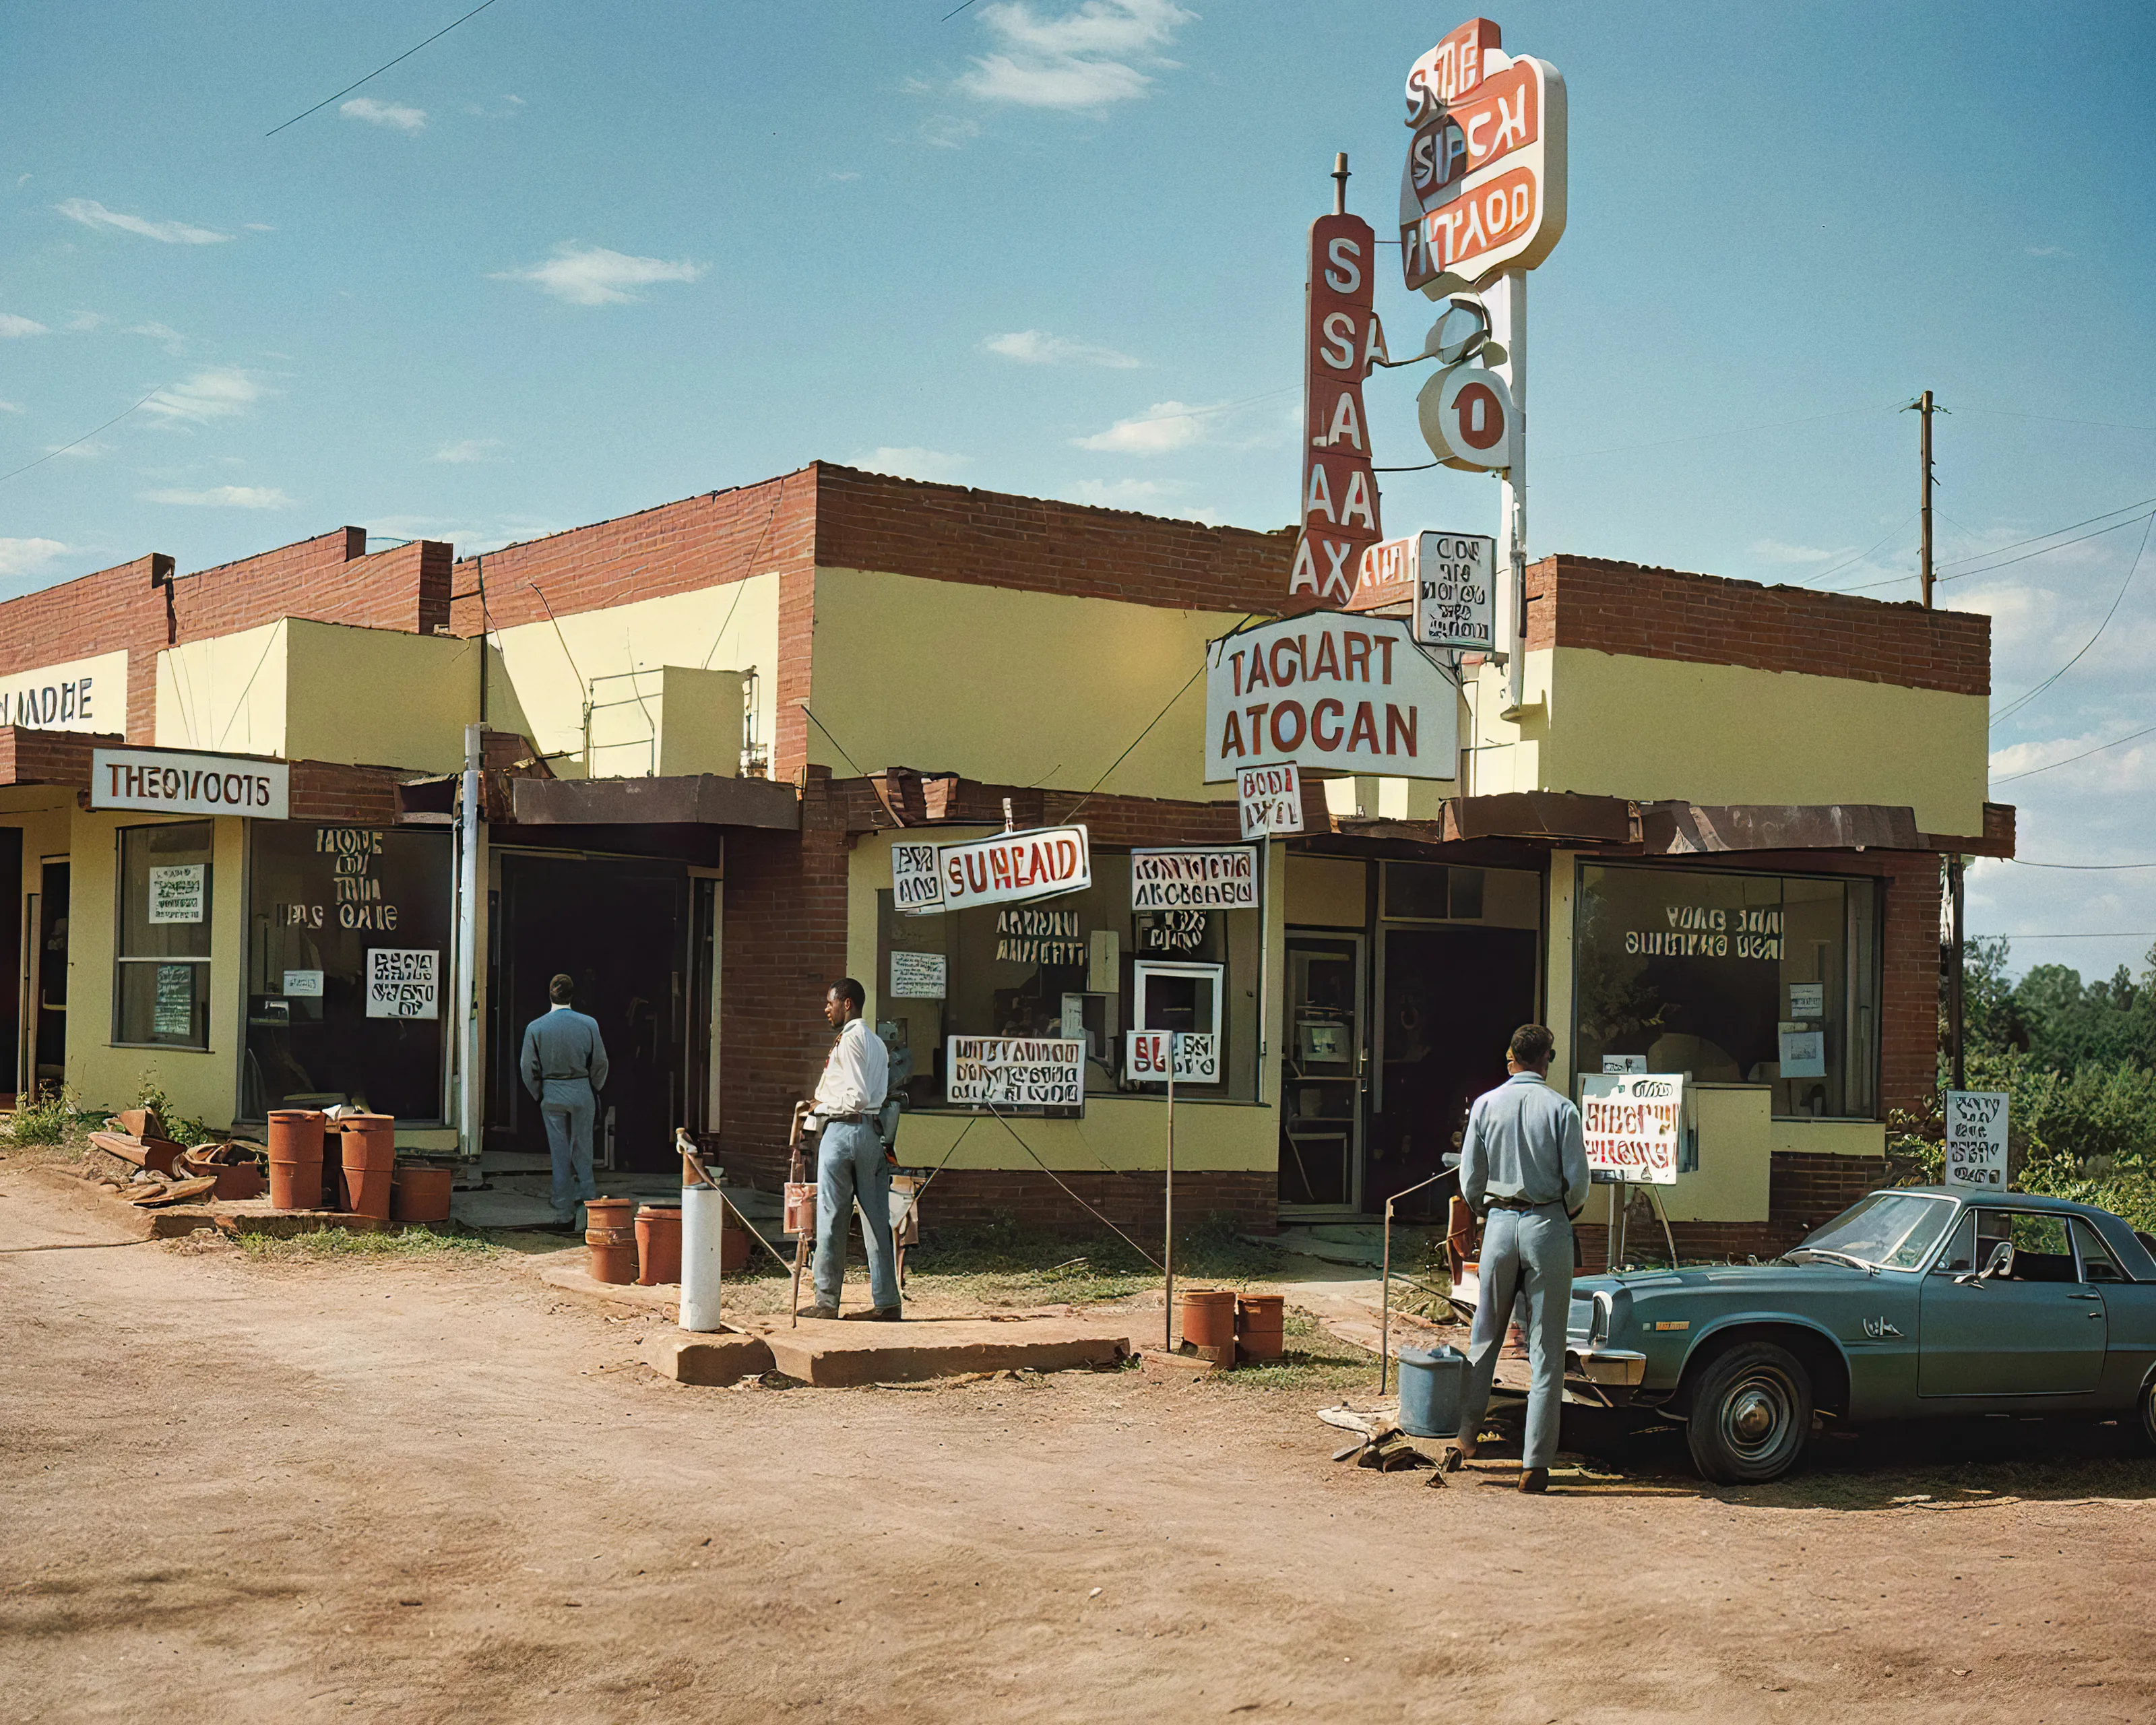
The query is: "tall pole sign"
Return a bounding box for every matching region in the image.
[1397,18,1566,715]
[1290,156,1389,606]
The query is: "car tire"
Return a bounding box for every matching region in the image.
[1686,1341,1814,1484]
[2136,1374,2156,1454]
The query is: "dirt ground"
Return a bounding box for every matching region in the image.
[5,1166,2154,1725]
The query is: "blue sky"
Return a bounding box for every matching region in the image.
[3,1,2154,977]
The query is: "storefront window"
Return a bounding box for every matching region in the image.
[243,823,453,1122]
[876,848,1262,1109]
[1573,863,1880,1119]
[114,821,213,1048]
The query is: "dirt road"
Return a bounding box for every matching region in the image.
[4,1168,2153,1724]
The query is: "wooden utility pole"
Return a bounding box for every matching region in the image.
[1914,389,1937,608]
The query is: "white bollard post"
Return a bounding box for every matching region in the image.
[680,1177,727,1331]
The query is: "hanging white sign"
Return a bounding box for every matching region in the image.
[936,825,1091,913]
[946,1036,1085,1108]
[1131,847,1258,912]
[1125,1029,1219,1085]
[1944,1090,2008,1191]
[890,841,944,912]
[1205,613,1459,784]
[92,747,289,820]
[1238,763,1304,840]
[364,948,439,1020]
[147,863,206,924]
[888,951,946,999]
[1581,1072,1684,1185]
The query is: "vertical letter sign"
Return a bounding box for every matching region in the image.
[1943,1090,2008,1191]
[1290,214,1386,604]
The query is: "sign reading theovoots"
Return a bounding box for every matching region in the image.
[1204,614,1459,782]
[92,747,289,820]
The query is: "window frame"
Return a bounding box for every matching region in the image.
[110,819,215,1051]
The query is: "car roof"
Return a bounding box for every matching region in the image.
[1880,1186,2105,1219]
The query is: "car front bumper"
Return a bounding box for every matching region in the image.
[1564,1346,1647,1406]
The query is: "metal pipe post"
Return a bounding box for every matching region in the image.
[1492,269,1529,715]
[1948,852,1966,1091]
[453,722,483,1163]
[1164,1042,1176,1353]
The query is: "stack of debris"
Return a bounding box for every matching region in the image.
[1319,1402,1444,1486]
[87,1109,268,1208]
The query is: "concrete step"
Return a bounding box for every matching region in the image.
[749,1314,1131,1387]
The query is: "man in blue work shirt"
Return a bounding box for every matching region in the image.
[1446,1023,1590,1493]
[519,972,611,1232]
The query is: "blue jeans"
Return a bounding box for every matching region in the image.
[1454,1205,1574,1470]
[813,1119,899,1311]
[538,1080,597,1226]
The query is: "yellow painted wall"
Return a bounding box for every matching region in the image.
[1770,1118,1886,1158]
[65,809,247,1127]
[1624,1083,1774,1224]
[1466,648,1987,833]
[843,828,1280,1172]
[158,621,290,756]
[284,624,479,772]
[491,575,778,780]
[807,567,1240,802]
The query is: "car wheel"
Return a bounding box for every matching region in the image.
[1686,1341,1813,1484]
[2136,1375,2156,1453]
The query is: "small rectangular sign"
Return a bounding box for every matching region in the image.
[283,969,324,998]
[936,826,1091,914]
[1601,1055,1646,1075]
[945,1036,1085,1109]
[1787,982,1825,1019]
[364,947,439,1020]
[1125,1028,1219,1084]
[1581,1071,1684,1185]
[1778,1024,1827,1079]
[1131,846,1258,912]
[1944,1090,2008,1191]
[1238,763,1304,840]
[891,841,944,913]
[889,951,946,999]
[1414,532,1496,651]
[153,964,195,1038]
[92,747,288,820]
[147,863,205,924]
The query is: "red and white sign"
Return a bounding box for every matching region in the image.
[1398,18,1566,292]
[1290,213,1387,604]
[1238,763,1304,839]
[934,825,1091,912]
[1204,613,1459,783]
[1125,1029,1218,1085]
[1581,1072,1684,1186]
[1417,363,1517,472]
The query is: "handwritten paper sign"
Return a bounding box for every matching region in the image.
[889,951,946,999]
[1581,1072,1684,1185]
[891,842,943,913]
[153,964,195,1037]
[945,1036,1085,1108]
[1238,763,1304,840]
[1944,1090,2008,1191]
[283,969,323,997]
[1125,1029,1219,1084]
[148,863,206,924]
[364,948,439,1020]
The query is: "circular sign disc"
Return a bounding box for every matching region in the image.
[1416,362,1516,471]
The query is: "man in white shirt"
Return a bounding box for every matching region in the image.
[800,977,899,1320]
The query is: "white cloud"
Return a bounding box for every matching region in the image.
[984,328,1139,369]
[127,322,186,351]
[143,368,270,425]
[56,197,230,245]
[960,0,1193,111]
[433,438,503,464]
[1748,538,1851,565]
[1071,400,1209,453]
[0,399,24,414]
[1067,478,1217,521]
[828,170,862,181]
[66,311,104,332]
[921,115,982,149]
[139,485,294,509]
[854,447,974,484]
[0,313,49,338]
[342,96,426,133]
[490,243,705,306]
[0,537,69,579]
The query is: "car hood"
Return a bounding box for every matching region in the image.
[1573,1260,1885,1303]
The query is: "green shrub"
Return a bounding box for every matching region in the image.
[7,1087,92,1147]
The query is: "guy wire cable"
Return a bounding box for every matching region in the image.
[985,1102,1164,1272]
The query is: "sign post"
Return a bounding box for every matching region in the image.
[1128,1028,1183,1350]
[1943,1090,2008,1192]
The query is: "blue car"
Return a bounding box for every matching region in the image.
[1562,1187,2156,1483]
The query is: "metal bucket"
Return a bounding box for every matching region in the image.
[1397,1344,1466,1438]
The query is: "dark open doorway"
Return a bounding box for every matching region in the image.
[1366,925,1539,1218]
[34,860,69,1097]
[488,852,690,1174]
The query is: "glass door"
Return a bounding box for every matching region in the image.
[1279,933,1366,1213]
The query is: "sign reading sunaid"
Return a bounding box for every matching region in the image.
[1205,614,1459,783]
[946,1036,1085,1109]
[1580,1071,1683,1185]
[936,825,1091,913]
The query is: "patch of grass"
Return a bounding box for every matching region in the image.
[4,1088,105,1151]
[237,1224,497,1265]
[899,1212,1295,1308]
[1193,1307,1381,1397]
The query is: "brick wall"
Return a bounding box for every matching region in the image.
[288,761,407,825]
[1527,555,1991,697]
[1770,1151,1893,1234]
[0,726,115,788]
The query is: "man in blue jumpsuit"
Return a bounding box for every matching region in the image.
[1447,1023,1591,1493]
[519,972,610,1232]
[798,977,899,1321]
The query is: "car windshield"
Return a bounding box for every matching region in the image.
[1794,1192,1957,1269]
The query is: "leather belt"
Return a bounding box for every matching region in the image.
[1486,1197,1559,1212]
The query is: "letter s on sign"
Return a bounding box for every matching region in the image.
[1324,237,1363,296]
[1321,313,1356,371]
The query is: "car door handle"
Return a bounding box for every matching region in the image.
[2068,1291,2101,1301]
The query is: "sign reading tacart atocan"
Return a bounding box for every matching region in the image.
[92,747,289,820]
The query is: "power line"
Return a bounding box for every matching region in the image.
[1945,506,2156,586]
[1989,510,2155,728]
[0,383,170,486]
[798,703,866,777]
[1992,716,2156,784]
[1802,513,1918,588]
[265,0,505,137]
[1958,406,2156,435]
[1829,493,2156,594]
[1938,491,2156,572]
